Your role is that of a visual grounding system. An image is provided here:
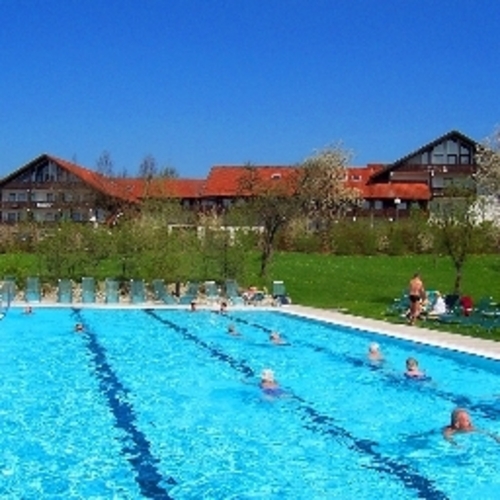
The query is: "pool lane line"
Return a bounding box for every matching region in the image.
[148,309,449,500]
[71,309,176,500]
[229,313,500,421]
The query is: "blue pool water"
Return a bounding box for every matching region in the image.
[1,307,500,499]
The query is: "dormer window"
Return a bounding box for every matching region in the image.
[271,173,282,180]
[351,175,361,182]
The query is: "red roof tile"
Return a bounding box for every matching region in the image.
[203,165,300,197]
[362,182,431,200]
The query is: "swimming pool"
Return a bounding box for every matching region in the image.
[1,306,499,499]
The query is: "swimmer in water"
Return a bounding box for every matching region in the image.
[227,324,241,336]
[405,357,427,379]
[259,368,285,397]
[443,408,500,445]
[367,342,383,362]
[269,331,287,345]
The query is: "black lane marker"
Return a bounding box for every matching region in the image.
[72,309,175,500]
[149,310,448,500]
[231,313,500,421]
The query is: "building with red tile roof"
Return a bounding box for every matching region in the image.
[0,130,478,224]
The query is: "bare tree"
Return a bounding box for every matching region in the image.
[158,165,179,178]
[96,150,114,177]
[138,154,158,179]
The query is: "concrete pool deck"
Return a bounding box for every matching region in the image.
[286,304,500,361]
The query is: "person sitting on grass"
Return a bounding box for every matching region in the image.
[427,291,447,318]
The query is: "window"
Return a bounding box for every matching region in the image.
[8,193,16,202]
[374,201,383,210]
[271,173,282,180]
[46,193,54,202]
[17,192,27,202]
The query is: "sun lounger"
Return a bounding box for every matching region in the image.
[204,280,219,303]
[224,279,245,305]
[2,277,16,304]
[105,278,119,304]
[81,277,96,303]
[130,279,146,304]
[152,279,178,304]
[272,280,290,305]
[25,276,41,302]
[179,281,198,305]
[57,278,73,303]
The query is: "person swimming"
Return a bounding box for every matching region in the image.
[269,331,287,345]
[404,357,428,379]
[443,408,500,445]
[227,324,241,336]
[368,342,383,362]
[260,368,285,397]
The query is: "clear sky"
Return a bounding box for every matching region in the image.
[1,0,499,178]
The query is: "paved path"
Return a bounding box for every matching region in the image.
[286,304,500,361]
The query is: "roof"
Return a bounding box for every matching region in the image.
[0,154,434,205]
[362,182,431,200]
[111,178,204,200]
[0,154,204,203]
[368,130,478,183]
[203,165,298,197]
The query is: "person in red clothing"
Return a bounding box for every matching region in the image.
[460,295,474,316]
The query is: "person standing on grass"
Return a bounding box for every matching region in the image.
[408,273,426,325]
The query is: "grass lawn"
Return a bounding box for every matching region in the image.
[268,252,500,339]
[1,251,499,339]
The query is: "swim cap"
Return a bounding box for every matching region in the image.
[261,369,275,382]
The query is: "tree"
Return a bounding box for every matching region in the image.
[138,154,158,179]
[476,127,500,196]
[299,145,362,251]
[431,198,474,294]
[237,164,302,277]
[158,165,179,178]
[96,150,114,177]
[237,145,359,277]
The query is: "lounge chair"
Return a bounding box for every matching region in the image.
[130,279,146,304]
[57,278,73,303]
[25,276,41,302]
[105,278,119,304]
[179,281,198,305]
[204,280,219,303]
[272,280,290,305]
[386,292,410,318]
[81,277,96,303]
[152,279,178,305]
[225,279,244,305]
[2,277,16,304]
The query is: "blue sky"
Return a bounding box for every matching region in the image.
[1,0,499,178]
